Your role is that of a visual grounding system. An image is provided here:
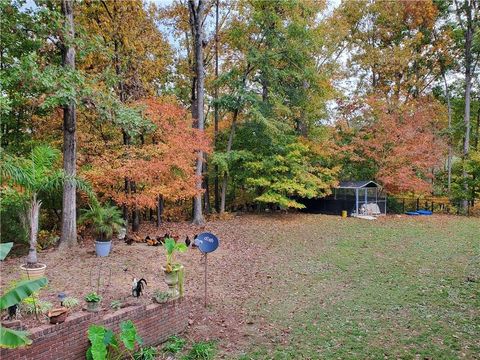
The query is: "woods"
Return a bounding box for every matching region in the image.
[1,0,479,245]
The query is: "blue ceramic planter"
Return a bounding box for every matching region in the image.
[95,240,112,257]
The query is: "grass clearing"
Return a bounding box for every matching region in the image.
[240,215,479,359]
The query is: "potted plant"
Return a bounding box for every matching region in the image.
[1,146,92,278]
[162,238,187,298]
[84,292,102,312]
[79,201,124,257]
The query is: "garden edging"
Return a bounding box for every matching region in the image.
[0,298,188,360]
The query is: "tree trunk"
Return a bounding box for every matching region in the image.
[214,0,220,213]
[60,0,77,248]
[157,195,164,227]
[26,195,41,265]
[442,71,453,193]
[203,156,211,214]
[456,0,477,212]
[190,0,205,225]
[132,209,140,232]
[220,109,239,213]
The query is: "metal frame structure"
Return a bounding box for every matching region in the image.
[334,181,387,216]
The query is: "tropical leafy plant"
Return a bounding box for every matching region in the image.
[164,238,187,273]
[0,242,48,348]
[85,292,102,303]
[79,202,125,242]
[0,242,13,261]
[86,320,143,360]
[0,146,93,265]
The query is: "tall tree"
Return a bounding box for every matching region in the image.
[59,0,77,247]
[453,0,479,210]
[189,0,206,225]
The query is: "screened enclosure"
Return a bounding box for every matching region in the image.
[300,180,387,216]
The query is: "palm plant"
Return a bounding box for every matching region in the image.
[79,201,124,241]
[0,146,91,266]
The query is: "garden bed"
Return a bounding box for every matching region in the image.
[0,299,187,360]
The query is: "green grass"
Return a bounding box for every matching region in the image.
[240,216,480,359]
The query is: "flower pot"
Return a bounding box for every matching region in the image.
[20,263,46,280]
[164,269,179,286]
[86,301,100,312]
[48,307,69,324]
[163,265,184,299]
[95,240,112,257]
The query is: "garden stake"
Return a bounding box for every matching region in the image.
[204,252,208,308]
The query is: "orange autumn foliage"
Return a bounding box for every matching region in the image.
[84,98,210,209]
[346,97,446,194]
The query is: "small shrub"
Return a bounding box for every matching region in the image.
[110,300,122,310]
[21,295,52,315]
[37,230,59,250]
[163,335,186,354]
[85,292,101,303]
[134,346,158,360]
[62,297,79,309]
[153,290,170,303]
[183,341,217,360]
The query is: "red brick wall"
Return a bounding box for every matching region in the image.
[0,299,187,360]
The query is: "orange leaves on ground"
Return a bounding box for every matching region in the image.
[84,97,211,209]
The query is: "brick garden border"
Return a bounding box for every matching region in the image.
[0,299,187,360]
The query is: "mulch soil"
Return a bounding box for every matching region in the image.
[0,213,287,357]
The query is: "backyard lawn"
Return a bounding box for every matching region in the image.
[1,214,479,359]
[234,214,480,359]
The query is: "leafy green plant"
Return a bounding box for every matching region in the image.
[62,296,79,309]
[85,292,102,303]
[183,341,217,360]
[110,300,122,310]
[0,242,48,348]
[21,295,52,315]
[86,320,143,360]
[134,346,157,360]
[153,290,170,303]
[79,202,125,242]
[36,230,59,250]
[0,242,13,261]
[162,335,186,354]
[164,238,187,272]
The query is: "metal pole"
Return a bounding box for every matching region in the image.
[355,188,359,215]
[204,253,208,308]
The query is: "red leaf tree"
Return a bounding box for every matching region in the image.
[84,97,211,210]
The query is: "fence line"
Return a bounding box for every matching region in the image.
[388,196,474,216]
